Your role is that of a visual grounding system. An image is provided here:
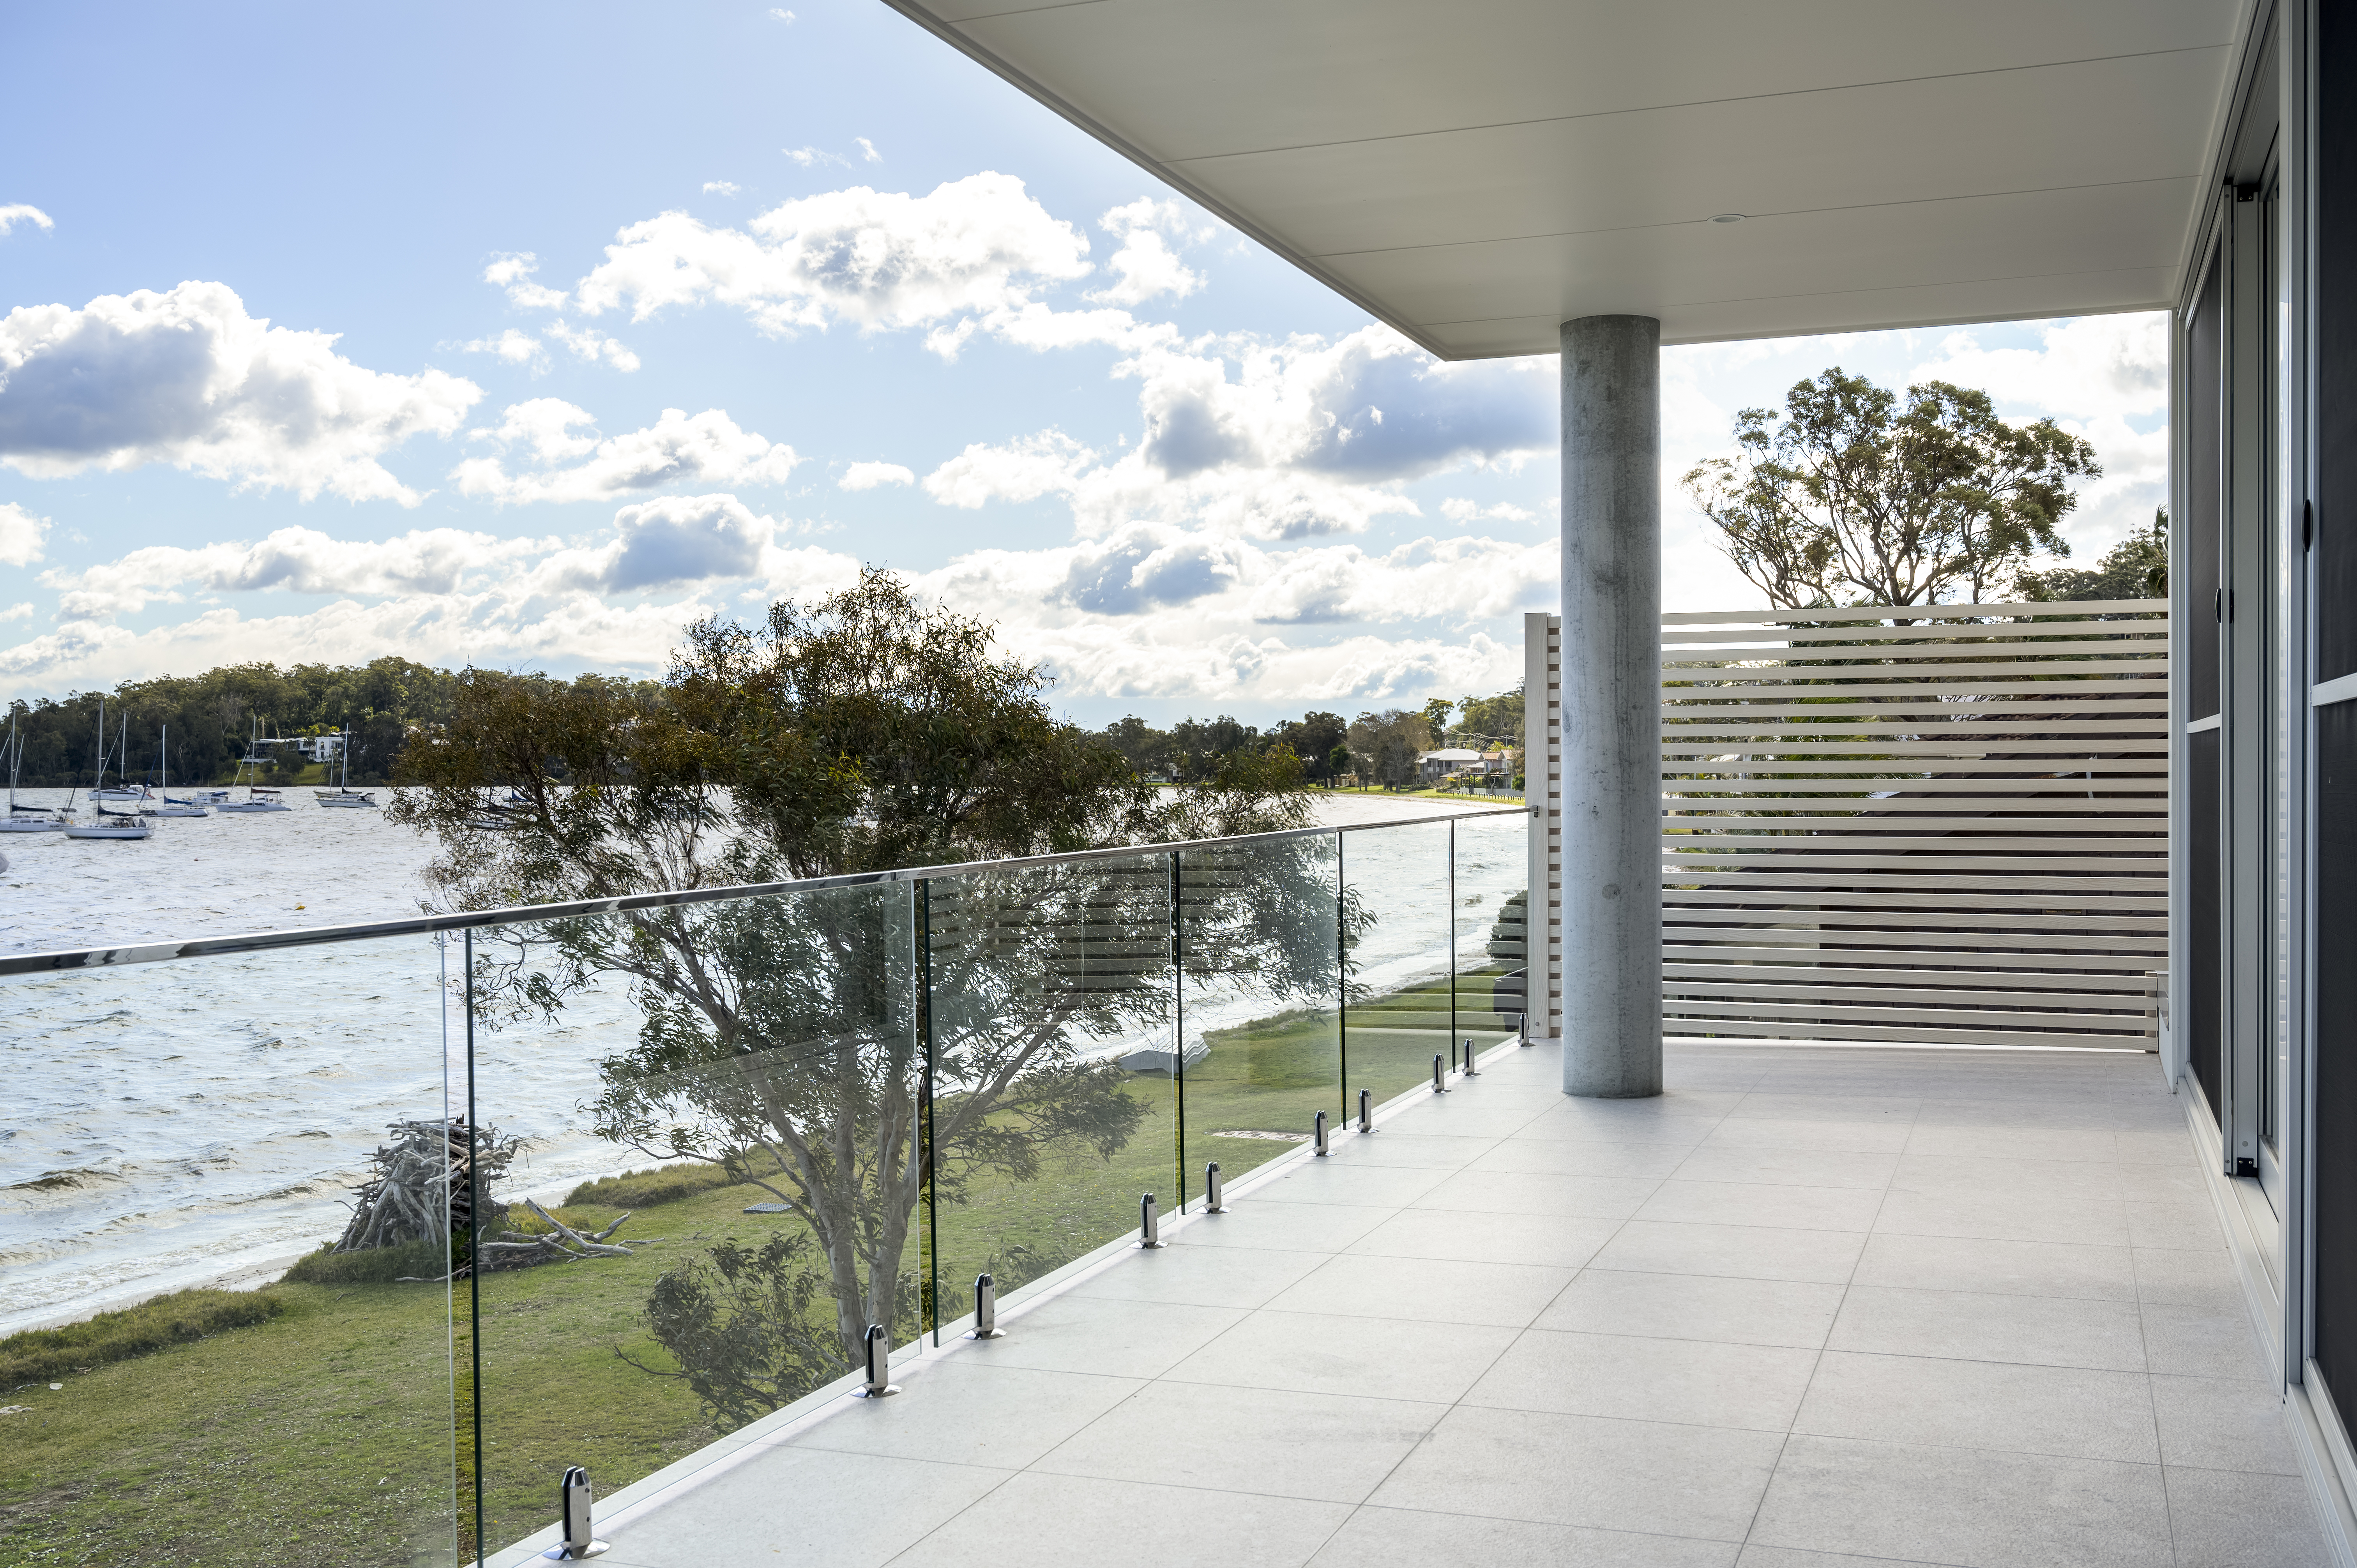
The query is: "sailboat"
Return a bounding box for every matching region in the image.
[1,717,68,832]
[313,726,376,808]
[218,717,291,814]
[65,710,153,841]
[140,725,207,818]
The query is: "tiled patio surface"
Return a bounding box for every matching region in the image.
[585,1041,2331,1568]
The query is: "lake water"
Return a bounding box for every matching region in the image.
[0,789,1525,1332]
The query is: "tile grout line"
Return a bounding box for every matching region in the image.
[1732,1069,1927,1557]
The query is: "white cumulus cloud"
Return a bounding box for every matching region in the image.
[455,328,546,368]
[484,253,569,313]
[703,181,740,196]
[839,460,913,491]
[1440,498,1537,526]
[0,501,50,566]
[453,403,800,504]
[39,524,554,621]
[856,138,880,163]
[542,320,641,373]
[0,205,55,237]
[1086,199,1207,307]
[0,281,480,505]
[572,173,1092,341]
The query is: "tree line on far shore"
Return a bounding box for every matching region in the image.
[1096,687,1525,791]
[4,658,465,788]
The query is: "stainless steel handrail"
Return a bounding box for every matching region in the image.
[0,803,1529,976]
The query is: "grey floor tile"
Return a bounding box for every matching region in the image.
[2149,1374,2300,1474]
[784,1361,1140,1469]
[606,1445,1013,1568]
[1163,1306,1517,1404]
[1733,1548,1954,1567]
[1669,1146,1900,1191]
[2139,1301,2271,1381]
[887,1470,1353,1568]
[977,1293,1246,1379]
[2132,1246,2244,1309]
[1634,1179,1886,1233]
[1698,1118,1914,1154]
[1168,1199,1393,1255]
[1465,1327,1819,1431]
[2163,1464,2335,1568]
[1321,1131,1497,1169]
[1872,1187,2131,1247]
[1728,1093,1921,1123]
[1794,1350,2159,1463]
[1065,1240,1325,1310]
[1367,1404,1786,1541]
[1346,1205,1621,1269]
[1253,1158,1450,1208]
[1310,1505,1738,1566]
[1533,1270,1843,1349]
[1588,1220,1866,1284]
[1750,1434,2173,1567]
[1466,1136,1696,1178]
[1854,1233,2137,1301]
[1827,1285,2147,1371]
[1890,1153,2134,1202]
[1411,1167,1663,1220]
[2126,1201,2228,1250]
[1377,1097,1563,1139]
[1263,1250,1577,1327]
[1031,1379,1445,1504]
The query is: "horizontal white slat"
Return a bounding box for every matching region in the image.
[1665,961,2157,992]
[1664,719,2168,739]
[1664,740,2166,759]
[1662,599,2166,625]
[1665,779,2167,795]
[1665,906,2164,933]
[1666,636,2168,663]
[1668,825,2159,839]
[1666,759,2169,775]
[1660,1017,2152,1049]
[1663,810,2166,826]
[1664,890,2164,917]
[1668,849,2159,872]
[1663,930,2166,957]
[1659,698,2168,717]
[1666,679,2167,701]
[1668,797,2159,806]
[1662,996,2149,1030]
[1667,870,2163,894]
[1670,662,2170,684]
[1666,978,2154,1008]
[1662,619,2166,648]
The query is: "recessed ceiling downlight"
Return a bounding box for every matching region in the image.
[1709,212,1746,224]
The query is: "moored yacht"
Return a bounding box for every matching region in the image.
[64,708,152,841]
[1,717,67,832]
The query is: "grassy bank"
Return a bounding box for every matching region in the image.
[0,968,1516,1568]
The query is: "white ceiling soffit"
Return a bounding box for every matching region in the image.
[882,0,2240,358]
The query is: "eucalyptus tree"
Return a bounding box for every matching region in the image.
[1682,370,2099,609]
[393,569,1341,1374]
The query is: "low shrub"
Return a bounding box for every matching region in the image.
[567,1161,745,1209]
[1,1288,285,1388]
[281,1238,449,1286]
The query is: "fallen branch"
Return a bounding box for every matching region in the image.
[477,1200,659,1269]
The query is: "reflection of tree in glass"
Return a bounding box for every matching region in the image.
[396,570,1332,1391]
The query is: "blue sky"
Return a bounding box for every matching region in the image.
[0,2,2167,728]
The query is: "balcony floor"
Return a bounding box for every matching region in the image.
[580,1042,2331,1568]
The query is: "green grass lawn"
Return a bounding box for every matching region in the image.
[0,967,1517,1568]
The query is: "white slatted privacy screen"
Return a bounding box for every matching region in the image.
[1660,601,2168,1049]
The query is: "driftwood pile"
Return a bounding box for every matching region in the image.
[332,1118,519,1266]
[478,1197,653,1269]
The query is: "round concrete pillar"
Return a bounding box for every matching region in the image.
[1559,315,1663,1099]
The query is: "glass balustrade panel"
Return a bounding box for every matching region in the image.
[455,880,916,1564]
[1337,820,1454,1116]
[2,935,458,1568]
[921,851,1174,1321]
[1174,832,1342,1206]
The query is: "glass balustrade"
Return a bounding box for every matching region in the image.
[0,806,1523,1566]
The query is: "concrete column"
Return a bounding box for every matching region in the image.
[1559,315,1662,1098]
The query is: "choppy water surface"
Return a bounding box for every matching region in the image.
[0,790,1523,1331]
